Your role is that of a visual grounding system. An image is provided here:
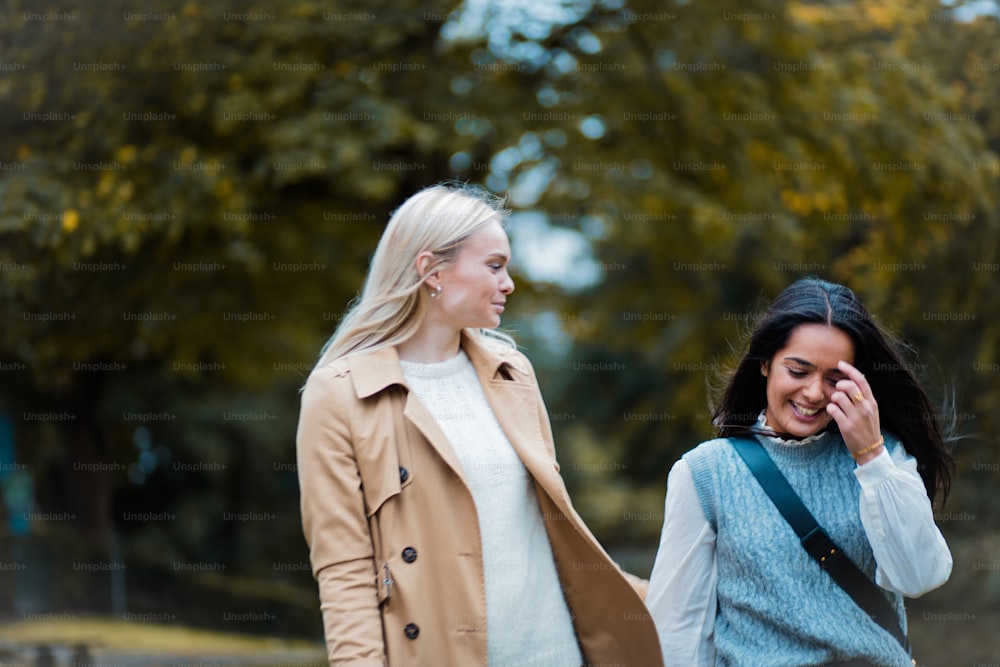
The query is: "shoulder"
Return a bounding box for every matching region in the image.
[678,438,734,529]
[681,437,755,491]
[683,437,735,464]
[476,329,523,361]
[471,329,536,379]
[296,359,360,447]
[681,438,740,488]
[300,358,355,405]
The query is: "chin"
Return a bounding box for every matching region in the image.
[785,419,830,439]
[772,409,830,439]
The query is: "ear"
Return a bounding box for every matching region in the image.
[415,251,439,286]
[760,361,769,377]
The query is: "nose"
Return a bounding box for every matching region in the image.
[500,271,514,294]
[802,376,824,403]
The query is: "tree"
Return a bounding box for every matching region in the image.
[2,1,998,657]
[450,0,1000,519]
[0,0,529,623]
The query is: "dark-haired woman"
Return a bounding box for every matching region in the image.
[646,278,953,666]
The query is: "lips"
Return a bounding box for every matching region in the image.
[790,401,823,418]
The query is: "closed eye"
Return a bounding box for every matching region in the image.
[787,368,807,378]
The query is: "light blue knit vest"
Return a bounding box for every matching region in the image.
[684,431,912,667]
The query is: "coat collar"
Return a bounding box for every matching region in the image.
[347,329,528,399]
[346,330,569,521]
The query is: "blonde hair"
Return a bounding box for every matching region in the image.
[312,183,512,370]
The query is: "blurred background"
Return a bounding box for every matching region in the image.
[1,0,999,664]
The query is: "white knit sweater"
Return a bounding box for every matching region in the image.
[400,350,582,667]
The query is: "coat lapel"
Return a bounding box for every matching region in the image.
[401,391,469,485]
[347,333,569,509]
[348,345,469,484]
[462,333,569,509]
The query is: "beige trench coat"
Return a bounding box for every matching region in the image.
[296,331,663,666]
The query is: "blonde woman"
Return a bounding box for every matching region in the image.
[296,183,662,667]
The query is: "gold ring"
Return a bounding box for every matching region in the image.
[851,392,863,403]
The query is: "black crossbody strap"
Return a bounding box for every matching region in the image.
[730,437,910,654]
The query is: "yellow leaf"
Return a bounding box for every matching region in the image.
[62,209,80,233]
[97,173,115,198]
[116,145,138,163]
[118,180,134,201]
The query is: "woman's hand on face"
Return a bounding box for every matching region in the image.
[825,360,883,463]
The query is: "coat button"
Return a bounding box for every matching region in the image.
[402,547,417,563]
[404,623,419,639]
[399,466,409,483]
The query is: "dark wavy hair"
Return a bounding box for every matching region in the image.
[712,278,953,504]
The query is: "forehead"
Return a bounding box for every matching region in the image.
[461,219,509,254]
[780,323,855,368]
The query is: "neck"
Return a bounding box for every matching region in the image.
[396,322,463,363]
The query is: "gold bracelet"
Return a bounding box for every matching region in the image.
[853,436,884,461]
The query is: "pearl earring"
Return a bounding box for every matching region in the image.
[429,285,442,299]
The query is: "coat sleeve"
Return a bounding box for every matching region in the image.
[297,367,387,667]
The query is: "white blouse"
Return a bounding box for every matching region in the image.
[645,438,953,667]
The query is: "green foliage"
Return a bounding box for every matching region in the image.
[0,0,500,627]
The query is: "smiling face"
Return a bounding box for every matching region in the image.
[433,219,514,330]
[762,323,855,438]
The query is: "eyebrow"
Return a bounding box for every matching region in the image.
[486,252,509,261]
[784,356,847,374]
[784,356,816,369]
